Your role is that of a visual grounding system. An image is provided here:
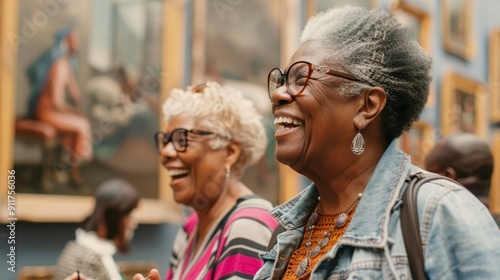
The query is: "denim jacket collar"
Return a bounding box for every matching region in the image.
[270,140,411,248]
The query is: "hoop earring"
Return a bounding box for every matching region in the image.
[351,124,365,155]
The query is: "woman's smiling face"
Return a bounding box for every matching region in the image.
[271,40,362,174]
[159,114,228,210]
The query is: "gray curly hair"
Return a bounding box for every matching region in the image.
[300,6,432,140]
[162,82,267,175]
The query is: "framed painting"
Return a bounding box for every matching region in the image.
[441,71,487,138]
[390,0,434,107]
[490,29,500,123]
[390,0,431,52]
[442,0,474,59]
[0,0,186,223]
[191,0,301,205]
[399,121,433,168]
[306,0,377,18]
[0,0,17,223]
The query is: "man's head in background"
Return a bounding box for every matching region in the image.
[424,133,494,207]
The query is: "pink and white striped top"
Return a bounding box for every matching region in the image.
[166,196,278,280]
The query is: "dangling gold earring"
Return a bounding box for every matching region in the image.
[351,123,365,155]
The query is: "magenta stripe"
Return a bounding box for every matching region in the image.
[183,234,218,279]
[184,214,198,234]
[214,254,264,277]
[165,269,172,280]
[226,207,270,224]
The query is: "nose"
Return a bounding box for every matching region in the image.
[160,141,178,159]
[270,84,294,106]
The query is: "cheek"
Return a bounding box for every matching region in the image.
[304,103,353,155]
[188,157,226,209]
[194,162,225,197]
[190,174,222,211]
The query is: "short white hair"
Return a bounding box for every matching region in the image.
[162,82,267,175]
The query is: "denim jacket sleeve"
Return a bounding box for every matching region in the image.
[418,179,500,279]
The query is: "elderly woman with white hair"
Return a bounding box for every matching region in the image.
[136,82,277,280]
[255,5,500,280]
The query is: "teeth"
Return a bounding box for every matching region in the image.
[276,125,293,132]
[273,116,303,126]
[168,169,189,177]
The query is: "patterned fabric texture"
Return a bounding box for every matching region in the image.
[55,241,113,280]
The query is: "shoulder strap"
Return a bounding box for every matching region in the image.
[267,224,286,251]
[401,172,459,280]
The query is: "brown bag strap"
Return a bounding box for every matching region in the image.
[401,172,459,280]
[267,223,286,251]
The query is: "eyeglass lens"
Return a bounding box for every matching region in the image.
[288,62,311,96]
[156,129,188,153]
[268,68,284,98]
[268,62,312,98]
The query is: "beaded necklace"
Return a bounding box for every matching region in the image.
[295,193,363,278]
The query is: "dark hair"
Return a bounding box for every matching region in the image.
[81,178,139,240]
[428,134,494,183]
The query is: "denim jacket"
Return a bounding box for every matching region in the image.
[255,141,500,279]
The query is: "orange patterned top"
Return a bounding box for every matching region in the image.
[282,210,356,280]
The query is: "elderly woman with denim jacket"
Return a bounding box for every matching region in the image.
[256,6,500,280]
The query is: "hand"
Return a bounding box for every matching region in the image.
[133,268,161,280]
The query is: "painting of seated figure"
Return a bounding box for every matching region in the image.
[5,0,179,223]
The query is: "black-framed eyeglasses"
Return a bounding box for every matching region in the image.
[267,60,361,99]
[154,128,214,153]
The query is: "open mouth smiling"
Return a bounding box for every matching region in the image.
[274,116,303,132]
[167,168,190,180]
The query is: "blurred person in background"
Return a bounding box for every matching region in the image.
[425,133,500,227]
[55,178,139,280]
[136,81,277,280]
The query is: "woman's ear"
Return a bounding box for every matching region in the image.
[354,87,387,128]
[225,141,241,167]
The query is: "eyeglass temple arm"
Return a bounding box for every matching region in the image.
[326,69,360,82]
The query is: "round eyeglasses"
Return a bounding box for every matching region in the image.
[267,61,360,99]
[154,128,214,153]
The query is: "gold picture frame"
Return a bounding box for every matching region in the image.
[390,0,431,52]
[390,0,435,107]
[490,29,500,123]
[399,121,434,168]
[190,0,301,205]
[440,71,487,138]
[0,0,185,224]
[442,0,474,59]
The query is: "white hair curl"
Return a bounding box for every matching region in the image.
[162,82,267,175]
